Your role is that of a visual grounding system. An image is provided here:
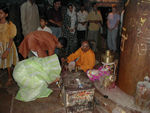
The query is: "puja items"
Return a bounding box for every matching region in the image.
[87,65,116,89]
[100,63,117,88]
[61,71,95,113]
[103,74,116,88]
[68,61,76,72]
[135,75,150,110]
[101,50,114,64]
[101,50,118,76]
[87,66,110,81]
[87,69,102,81]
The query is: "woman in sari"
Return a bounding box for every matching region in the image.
[62,3,77,55]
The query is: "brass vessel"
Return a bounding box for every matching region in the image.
[101,50,114,63]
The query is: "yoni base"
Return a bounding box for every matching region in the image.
[61,71,95,113]
[66,103,94,113]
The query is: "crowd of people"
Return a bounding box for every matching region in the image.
[0,0,121,90]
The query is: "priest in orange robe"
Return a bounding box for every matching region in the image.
[62,41,95,72]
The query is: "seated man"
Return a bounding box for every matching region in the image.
[19,31,67,58]
[62,41,95,72]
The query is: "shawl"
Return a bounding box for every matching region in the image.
[19,31,59,58]
[13,54,61,102]
[67,6,76,34]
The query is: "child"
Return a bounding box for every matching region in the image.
[37,16,52,34]
[0,5,19,86]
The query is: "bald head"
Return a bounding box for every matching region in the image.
[81,41,90,52]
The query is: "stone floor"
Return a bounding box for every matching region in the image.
[94,82,150,113]
[1,68,149,113]
[0,50,148,113]
[0,50,105,113]
[0,69,100,113]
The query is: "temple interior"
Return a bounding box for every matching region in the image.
[0,0,150,113]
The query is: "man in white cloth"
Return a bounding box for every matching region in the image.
[20,0,40,36]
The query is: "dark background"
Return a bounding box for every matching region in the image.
[0,0,126,59]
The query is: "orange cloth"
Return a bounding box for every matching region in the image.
[67,48,95,72]
[19,31,59,58]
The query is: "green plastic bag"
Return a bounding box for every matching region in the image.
[13,54,61,102]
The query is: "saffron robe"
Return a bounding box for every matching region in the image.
[67,48,95,72]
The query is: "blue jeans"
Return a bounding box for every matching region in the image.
[107,28,118,52]
[50,27,62,54]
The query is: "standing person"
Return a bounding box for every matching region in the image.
[46,0,62,38]
[37,16,52,34]
[77,4,88,48]
[0,5,19,86]
[107,4,120,52]
[62,3,77,55]
[87,2,103,52]
[20,0,40,37]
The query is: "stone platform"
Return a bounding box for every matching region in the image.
[94,82,150,113]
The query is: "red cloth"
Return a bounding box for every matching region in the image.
[19,31,59,58]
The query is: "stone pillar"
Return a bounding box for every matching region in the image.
[118,0,150,96]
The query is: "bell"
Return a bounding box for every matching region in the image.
[101,50,114,63]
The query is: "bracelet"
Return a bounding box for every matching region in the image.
[6,48,11,51]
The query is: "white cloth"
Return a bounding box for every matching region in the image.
[21,0,40,36]
[77,10,88,31]
[31,50,38,57]
[67,6,77,34]
[37,26,52,34]
[68,61,76,72]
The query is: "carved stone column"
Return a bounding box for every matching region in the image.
[118,0,150,96]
